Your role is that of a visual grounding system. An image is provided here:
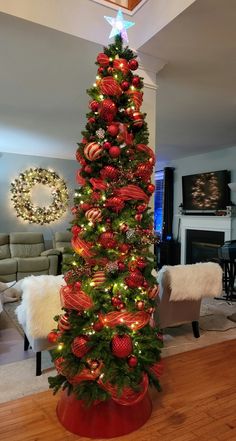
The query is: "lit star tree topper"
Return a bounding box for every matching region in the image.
[104,9,135,42]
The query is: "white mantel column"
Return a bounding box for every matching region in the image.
[136,51,165,210]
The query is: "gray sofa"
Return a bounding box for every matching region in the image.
[0,233,60,282]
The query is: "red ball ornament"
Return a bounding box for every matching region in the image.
[118,261,126,271]
[74,281,82,290]
[103,141,112,150]
[107,66,114,74]
[97,53,110,66]
[71,225,82,235]
[136,257,147,269]
[99,99,117,122]
[111,334,133,358]
[98,66,104,74]
[137,203,147,213]
[125,107,133,116]
[84,165,92,174]
[129,59,139,70]
[132,76,140,87]
[93,321,104,332]
[135,214,142,222]
[109,146,121,158]
[136,300,145,310]
[147,183,155,193]
[121,80,130,91]
[88,117,95,124]
[84,142,103,161]
[58,314,71,332]
[72,335,90,358]
[47,331,58,343]
[128,355,138,368]
[99,231,117,249]
[89,100,99,112]
[106,196,124,213]
[111,296,121,307]
[117,302,125,310]
[119,243,130,254]
[107,124,119,137]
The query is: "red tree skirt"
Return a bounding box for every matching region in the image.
[56,389,152,438]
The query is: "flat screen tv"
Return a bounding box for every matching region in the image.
[182,170,230,212]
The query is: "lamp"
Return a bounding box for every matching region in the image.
[228,183,236,192]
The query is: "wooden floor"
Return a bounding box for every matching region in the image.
[1,339,236,441]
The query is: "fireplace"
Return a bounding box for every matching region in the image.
[180,215,232,264]
[186,229,224,264]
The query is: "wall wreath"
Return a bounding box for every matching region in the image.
[10,167,69,225]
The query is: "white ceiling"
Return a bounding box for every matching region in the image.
[0,0,236,163]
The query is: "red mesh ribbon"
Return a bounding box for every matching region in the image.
[127,90,143,110]
[60,285,93,311]
[149,361,163,379]
[100,311,150,331]
[98,76,122,97]
[89,178,108,190]
[71,235,94,259]
[115,184,149,203]
[98,373,148,406]
[76,170,86,186]
[136,143,155,160]
[55,358,103,384]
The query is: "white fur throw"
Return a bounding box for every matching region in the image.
[158,262,222,302]
[16,275,65,338]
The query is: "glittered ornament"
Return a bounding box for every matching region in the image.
[72,335,90,358]
[119,243,130,254]
[111,296,121,307]
[113,58,130,75]
[92,270,106,287]
[99,76,122,97]
[128,355,138,368]
[99,99,117,122]
[100,165,119,180]
[106,261,119,274]
[107,124,119,137]
[125,270,144,288]
[97,53,110,66]
[85,208,102,223]
[47,331,59,343]
[58,314,71,332]
[109,146,121,158]
[96,128,106,139]
[126,228,136,240]
[84,142,103,161]
[118,261,126,271]
[89,100,99,112]
[129,59,139,70]
[99,231,117,249]
[137,203,147,213]
[111,334,133,358]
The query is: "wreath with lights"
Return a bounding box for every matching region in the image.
[10,168,69,225]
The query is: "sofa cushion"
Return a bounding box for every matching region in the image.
[16,256,49,272]
[0,234,11,260]
[0,258,17,274]
[10,233,45,258]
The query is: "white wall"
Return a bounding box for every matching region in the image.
[0,152,78,248]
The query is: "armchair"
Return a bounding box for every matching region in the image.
[53,231,73,272]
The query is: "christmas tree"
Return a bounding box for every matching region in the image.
[48,33,162,408]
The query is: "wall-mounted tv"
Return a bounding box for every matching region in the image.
[182,170,231,212]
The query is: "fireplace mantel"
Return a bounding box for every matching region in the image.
[179,215,232,264]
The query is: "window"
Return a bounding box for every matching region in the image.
[154,170,164,238]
